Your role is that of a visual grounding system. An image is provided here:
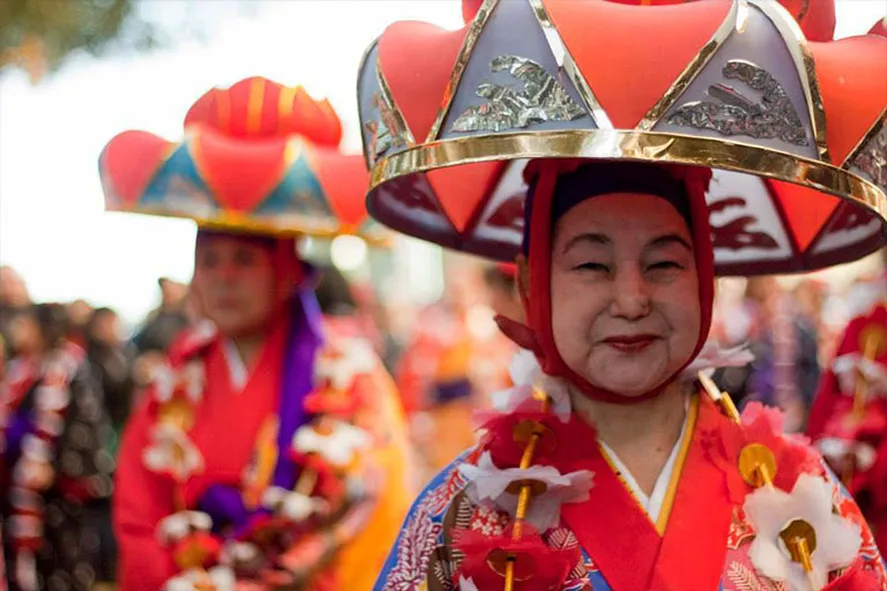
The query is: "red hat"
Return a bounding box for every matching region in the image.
[358,0,886,276]
[100,77,388,243]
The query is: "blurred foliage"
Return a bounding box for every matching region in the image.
[0,0,255,84]
[0,0,161,82]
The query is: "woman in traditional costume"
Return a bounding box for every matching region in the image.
[355,0,887,588]
[807,268,887,553]
[1,304,114,591]
[100,77,412,590]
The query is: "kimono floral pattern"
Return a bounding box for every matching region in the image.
[376,443,886,591]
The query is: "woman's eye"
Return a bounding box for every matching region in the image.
[575,262,610,273]
[234,250,259,267]
[647,261,682,272]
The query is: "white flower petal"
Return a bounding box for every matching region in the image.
[490,384,533,415]
[208,566,235,591]
[508,349,538,386]
[459,576,480,591]
[459,452,592,529]
[816,437,849,462]
[856,443,877,472]
[156,513,190,544]
[281,492,316,522]
[262,486,288,509]
[748,537,791,582]
[682,341,755,378]
[293,421,370,466]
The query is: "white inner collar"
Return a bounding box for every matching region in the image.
[222,339,248,391]
[598,398,691,523]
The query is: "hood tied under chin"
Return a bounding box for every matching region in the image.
[498,159,716,405]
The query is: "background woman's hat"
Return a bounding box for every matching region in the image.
[99,77,389,244]
[357,0,886,275]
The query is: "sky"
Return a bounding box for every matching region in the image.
[0,1,884,324]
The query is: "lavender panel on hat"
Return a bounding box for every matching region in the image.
[357,40,410,167]
[440,0,594,138]
[654,3,818,159]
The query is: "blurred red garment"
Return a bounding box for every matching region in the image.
[808,302,887,551]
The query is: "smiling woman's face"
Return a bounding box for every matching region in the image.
[550,192,701,396]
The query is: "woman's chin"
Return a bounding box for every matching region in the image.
[583,358,671,397]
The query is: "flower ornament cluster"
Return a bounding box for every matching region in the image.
[452,349,593,591]
[6,343,81,584]
[145,331,384,589]
[698,374,863,591]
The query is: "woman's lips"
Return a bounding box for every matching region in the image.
[601,334,660,353]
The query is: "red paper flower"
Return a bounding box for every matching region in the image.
[706,402,823,494]
[453,524,577,591]
[476,402,593,469]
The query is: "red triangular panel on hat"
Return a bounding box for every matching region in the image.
[810,36,887,164]
[101,130,172,206]
[427,162,503,232]
[769,180,839,251]
[377,20,468,142]
[541,0,731,129]
[308,149,370,228]
[191,128,288,213]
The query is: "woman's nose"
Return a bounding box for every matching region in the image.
[608,267,651,320]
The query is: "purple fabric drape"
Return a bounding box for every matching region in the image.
[198,286,324,532]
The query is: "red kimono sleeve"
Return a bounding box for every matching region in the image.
[113,394,177,590]
[807,315,859,440]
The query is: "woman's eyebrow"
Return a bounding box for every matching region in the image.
[646,234,692,251]
[563,232,610,253]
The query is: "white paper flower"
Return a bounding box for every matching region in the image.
[261,487,323,522]
[492,349,572,422]
[833,354,887,397]
[224,541,260,564]
[143,423,204,480]
[164,566,234,591]
[156,511,213,545]
[34,385,70,412]
[744,473,861,591]
[459,576,480,591]
[181,361,206,403]
[315,338,376,391]
[459,452,593,531]
[816,438,877,473]
[20,434,51,462]
[151,364,176,403]
[292,420,370,466]
[682,341,755,379]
